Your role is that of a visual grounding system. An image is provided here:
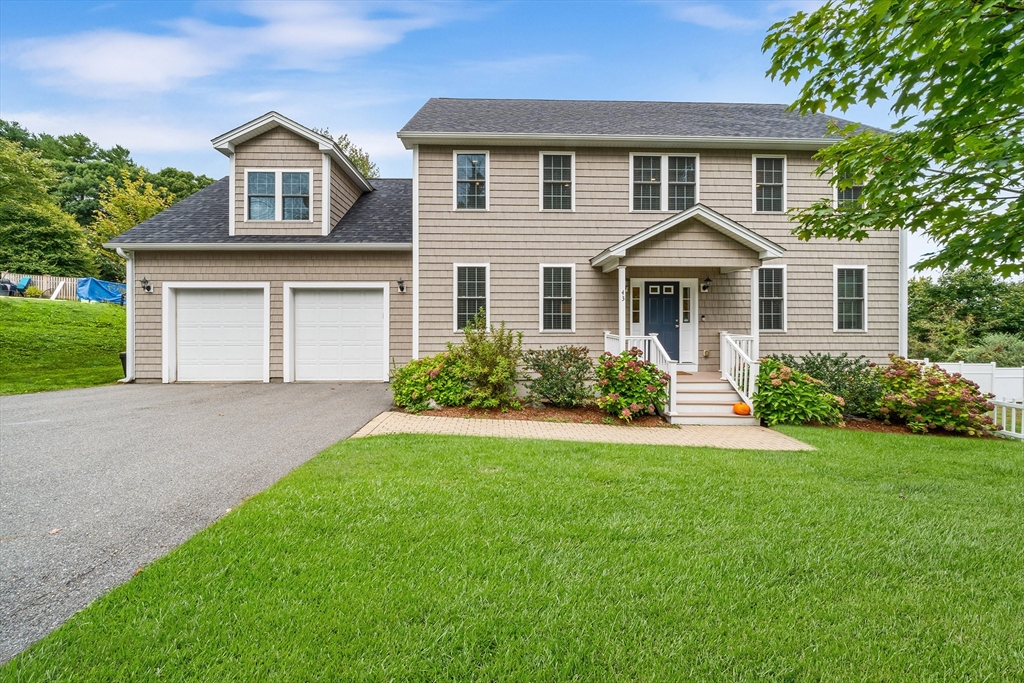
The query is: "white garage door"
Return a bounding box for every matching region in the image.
[176,289,265,382]
[294,288,385,381]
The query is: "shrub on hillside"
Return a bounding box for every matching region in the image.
[952,333,1024,367]
[772,352,882,417]
[523,346,595,408]
[753,358,844,427]
[594,348,669,422]
[876,355,995,436]
[390,352,467,413]
[23,286,43,298]
[452,312,523,409]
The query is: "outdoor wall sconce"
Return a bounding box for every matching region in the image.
[397,278,406,293]
[701,277,712,293]
[139,277,153,293]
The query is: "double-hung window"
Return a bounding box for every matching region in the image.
[455,265,488,330]
[455,152,487,210]
[754,156,786,212]
[758,267,786,331]
[541,153,573,210]
[246,170,311,221]
[541,265,573,331]
[835,266,866,331]
[632,154,699,211]
[836,175,864,207]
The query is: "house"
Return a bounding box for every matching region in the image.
[107,99,908,425]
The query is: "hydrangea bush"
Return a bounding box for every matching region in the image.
[752,358,845,427]
[594,348,669,422]
[875,355,996,435]
[389,352,467,413]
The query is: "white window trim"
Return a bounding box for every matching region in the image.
[757,265,788,333]
[243,168,315,222]
[833,178,865,208]
[282,281,391,383]
[628,153,700,213]
[538,263,576,333]
[833,265,868,333]
[160,282,271,384]
[538,151,575,212]
[452,150,490,211]
[453,263,490,332]
[751,154,787,214]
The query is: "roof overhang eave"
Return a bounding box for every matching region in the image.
[397,131,841,151]
[104,241,412,251]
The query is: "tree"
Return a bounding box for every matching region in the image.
[0,139,95,277]
[88,169,174,281]
[763,0,1024,276]
[145,167,216,201]
[312,128,379,178]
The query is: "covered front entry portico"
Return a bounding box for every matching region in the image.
[591,204,785,424]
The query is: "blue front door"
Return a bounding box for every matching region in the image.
[645,281,679,361]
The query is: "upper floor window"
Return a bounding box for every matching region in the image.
[758,267,786,331]
[455,152,487,210]
[835,266,867,331]
[455,264,488,330]
[836,176,864,207]
[754,156,786,212]
[632,154,699,211]
[246,170,311,221]
[541,153,573,211]
[541,265,574,331]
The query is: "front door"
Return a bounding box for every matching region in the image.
[645,282,680,360]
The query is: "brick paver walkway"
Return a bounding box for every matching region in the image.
[353,411,814,451]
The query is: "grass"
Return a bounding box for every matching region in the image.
[0,298,125,395]
[4,428,1024,681]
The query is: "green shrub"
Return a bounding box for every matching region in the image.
[594,348,669,421]
[451,312,523,409]
[952,333,1024,367]
[753,358,844,427]
[390,352,467,413]
[523,346,595,408]
[772,352,883,417]
[876,355,996,436]
[23,286,43,298]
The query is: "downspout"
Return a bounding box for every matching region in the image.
[116,248,135,382]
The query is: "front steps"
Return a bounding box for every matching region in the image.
[667,372,760,426]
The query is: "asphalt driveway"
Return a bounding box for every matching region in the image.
[0,382,391,662]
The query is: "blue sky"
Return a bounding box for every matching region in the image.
[0,0,934,262]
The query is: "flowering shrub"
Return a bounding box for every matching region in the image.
[753,358,844,427]
[523,346,595,408]
[593,348,669,421]
[875,355,995,435]
[771,352,882,417]
[390,352,467,413]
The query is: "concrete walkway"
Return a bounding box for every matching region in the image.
[353,411,814,451]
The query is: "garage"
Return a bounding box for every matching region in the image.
[174,288,266,382]
[291,286,387,381]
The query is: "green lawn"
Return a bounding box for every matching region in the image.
[0,297,125,395]
[4,429,1023,681]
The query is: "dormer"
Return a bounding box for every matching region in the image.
[212,112,373,237]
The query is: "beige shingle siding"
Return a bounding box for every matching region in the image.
[132,250,412,381]
[418,145,899,367]
[623,219,761,269]
[330,161,362,227]
[233,128,323,236]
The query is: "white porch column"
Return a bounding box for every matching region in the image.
[749,266,760,359]
[617,266,627,341]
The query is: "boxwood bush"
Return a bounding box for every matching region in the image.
[753,358,844,427]
[523,346,595,408]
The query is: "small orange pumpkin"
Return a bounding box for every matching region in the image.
[733,402,751,415]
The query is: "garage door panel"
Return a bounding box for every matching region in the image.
[176,288,264,382]
[294,288,385,381]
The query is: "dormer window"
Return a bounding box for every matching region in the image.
[245,169,312,221]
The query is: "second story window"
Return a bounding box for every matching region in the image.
[248,172,275,221]
[633,155,661,210]
[837,176,864,207]
[668,156,697,211]
[456,152,487,210]
[754,156,786,212]
[541,154,573,210]
[282,172,310,220]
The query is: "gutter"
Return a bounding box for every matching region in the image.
[116,247,135,382]
[103,242,412,252]
[396,131,842,151]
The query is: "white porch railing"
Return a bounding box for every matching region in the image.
[720,332,759,409]
[992,400,1024,440]
[604,332,677,415]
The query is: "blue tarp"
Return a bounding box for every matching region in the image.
[77,277,126,304]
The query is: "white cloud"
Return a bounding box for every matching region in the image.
[662,2,762,30]
[8,1,451,94]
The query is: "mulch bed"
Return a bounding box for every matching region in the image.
[410,404,675,428]
[823,417,998,438]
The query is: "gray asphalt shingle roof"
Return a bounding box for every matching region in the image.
[400,98,875,139]
[107,177,412,245]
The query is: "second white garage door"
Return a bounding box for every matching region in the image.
[293,288,386,381]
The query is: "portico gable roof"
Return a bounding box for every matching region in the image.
[590,204,785,271]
